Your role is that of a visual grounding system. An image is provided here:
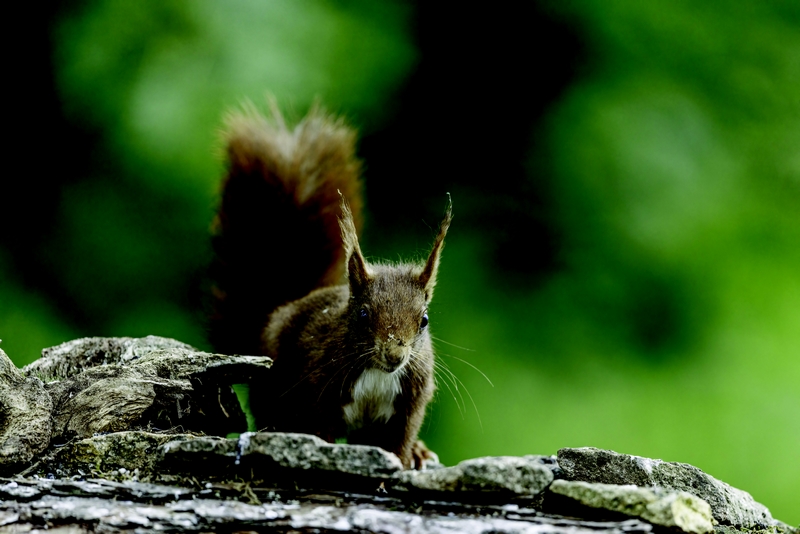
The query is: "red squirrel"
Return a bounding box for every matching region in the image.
[209,104,451,469]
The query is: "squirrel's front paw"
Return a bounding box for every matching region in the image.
[411,439,441,470]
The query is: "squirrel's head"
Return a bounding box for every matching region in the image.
[339,197,452,374]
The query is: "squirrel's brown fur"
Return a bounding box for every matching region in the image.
[209,104,363,357]
[209,104,451,469]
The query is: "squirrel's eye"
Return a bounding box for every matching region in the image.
[420,313,429,329]
[359,307,368,320]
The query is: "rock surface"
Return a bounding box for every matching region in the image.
[1,336,796,533]
[158,432,404,493]
[558,447,775,530]
[395,455,555,497]
[236,431,404,477]
[21,431,201,479]
[550,480,714,534]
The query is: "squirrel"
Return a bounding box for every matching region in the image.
[208,103,451,469]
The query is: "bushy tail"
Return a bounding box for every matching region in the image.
[208,104,363,355]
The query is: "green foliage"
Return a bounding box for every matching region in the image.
[0,253,78,367]
[232,383,257,433]
[56,0,415,200]
[424,1,800,523]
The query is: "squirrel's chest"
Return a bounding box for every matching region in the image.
[342,369,401,429]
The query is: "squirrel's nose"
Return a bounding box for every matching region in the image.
[382,344,408,372]
[385,352,403,366]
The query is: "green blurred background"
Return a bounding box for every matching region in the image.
[1,0,798,523]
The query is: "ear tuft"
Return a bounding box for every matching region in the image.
[339,194,369,293]
[418,195,453,301]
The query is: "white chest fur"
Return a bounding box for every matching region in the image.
[343,368,402,429]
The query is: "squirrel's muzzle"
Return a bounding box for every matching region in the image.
[376,339,410,373]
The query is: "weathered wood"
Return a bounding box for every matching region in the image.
[0,347,52,476]
[0,476,657,533]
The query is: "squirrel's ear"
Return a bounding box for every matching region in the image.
[347,248,369,293]
[419,197,453,301]
[339,195,369,293]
